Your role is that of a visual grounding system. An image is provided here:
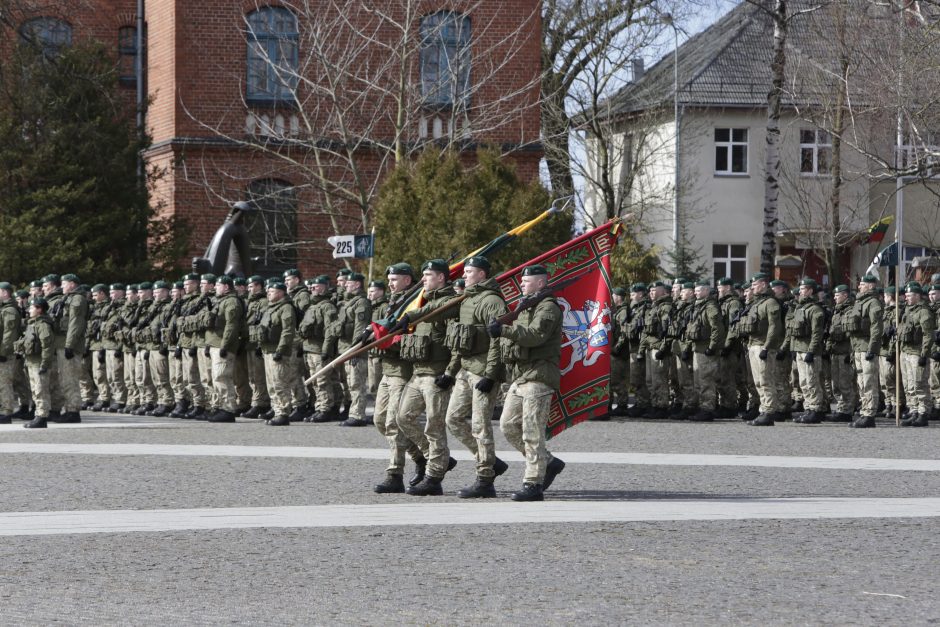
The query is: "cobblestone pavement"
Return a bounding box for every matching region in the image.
[2,411,940,624]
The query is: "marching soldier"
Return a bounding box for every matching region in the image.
[442,256,510,498]
[284,269,312,421]
[48,274,88,423]
[847,275,883,428]
[20,297,55,429]
[624,283,651,417]
[87,285,111,411]
[194,275,218,417]
[336,273,372,427]
[673,282,696,417]
[771,280,797,419]
[898,283,935,427]
[176,274,208,419]
[206,276,246,422]
[166,281,189,416]
[739,273,784,426]
[489,264,566,501]
[0,282,22,423]
[300,275,339,423]
[880,287,904,418]
[827,285,857,422]
[367,279,388,397]
[789,279,827,424]
[100,284,127,412]
[608,287,630,415]
[716,277,744,418]
[641,281,674,419]
[121,284,141,413]
[686,280,726,421]
[146,281,175,417]
[242,276,271,418]
[258,280,296,426]
[132,282,158,415]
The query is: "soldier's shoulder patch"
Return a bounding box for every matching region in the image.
[358,311,367,321]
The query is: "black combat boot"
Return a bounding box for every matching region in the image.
[310,406,339,423]
[457,476,496,499]
[339,417,370,427]
[48,409,61,421]
[625,404,649,418]
[911,413,930,427]
[0,414,11,424]
[374,473,405,494]
[259,408,275,421]
[58,411,81,423]
[208,410,236,423]
[825,412,853,422]
[287,405,308,422]
[24,416,48,429]
[689,409,715,422]
[241,405,264,419]
[91,400,106,412]
[186,406,207,420]
[739,407,759,421]
[409,458,427,487]
[747,413,775,426]
[149,404,170,417]
[493,456,509,477]
[266,414,290,426]
[10,405,30,420]
[543,457,566,490]
[134,403,154,416]
[511,482,544,502]
[406,475,443,496]
[850,414,876,428]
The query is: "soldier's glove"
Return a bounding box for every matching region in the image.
[704,347,715,357]
[654,350,666,360]
[142,350,150,360]
[775,350,788,361]
[255,348,263,358]
[174,347,183,359]
[130,349,137,357]
[355,328,373,345]
[719,347,731,358]
[865,351,876,361]
[97,351,106,364]
[934,330,940,344]
[15,354,22,361]
[204,346,211,357]
[919,356,928,368]
[38,367,47,375]
[63,348,74,360]
[932,351,940,362]
[391,313,411,334]
[188,347,197,358]
[114,350,123,360]
[220,349,228,359]
[758,349,768,360]
[804,352,814,364]
[843,354,851,365]
[474,377,495,393]
[272,352,283,362]
[680,349,692,362]
[160,347,169,357]
[434,374,455,390]
[487,319,503,338]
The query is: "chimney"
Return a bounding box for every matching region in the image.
[632,58,645,81]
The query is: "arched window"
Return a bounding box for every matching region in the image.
[420,11,471,109]
[246,7,299,103]
[246,179,298,273]
[118,26,138,85]
[20,17,72,58]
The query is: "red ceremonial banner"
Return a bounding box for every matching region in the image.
[494,220,623,439]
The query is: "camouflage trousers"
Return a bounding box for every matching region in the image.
[304,353,333,412]
[135,349,156,406]
[931,360,940,410]
[0,358,16,415]
[106,350,126,404]
[880,354,904,411]
[26,360,51,418]
[629,352,649,407]
[182,348,206,408]
[263,352,293,418]
[790,359,802,403]
[717,350,741,410]
[610,355,629,408]
[80,354,96,403]
[675,354,694,408]
[900,352,932,414]
[210,347,236,413]
[795,353,826,411]
[235,350,251,410]
[829,354,857,414]
[396,374,451,479]
[853,352,880,417]
[247,348,269,407]
[14,357,31,408]
[56,348,84,412]
[169,351,187,403]
[149,350,174,406]
[645,350,671,408]
[92,350,110,404]
[368,356,383,396]
[344,357,368,421]
[198,347,216,409]
[747,346,785,413]
[500,380,556,485]
[445,369,498,478]
[691,351,718,411]
[288,348,308,410]
[374,373,424,475]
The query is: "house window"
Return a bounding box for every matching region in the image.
[714,128,748,174]
[800,129,832,175]
[246,7,298,103]
[118,26,138,85]
[420,12,471,109]
[20,17,72,57]
[246,179,298,273]
[902,246,940,282]
[897,131,940,177]
[713,244,747,282]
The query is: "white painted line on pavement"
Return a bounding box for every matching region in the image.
[0,422,176,431]
[1,443,940,472]
[2,497,940,536]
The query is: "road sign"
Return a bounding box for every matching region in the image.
[328,234,374,259]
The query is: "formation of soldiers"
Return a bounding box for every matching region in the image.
[0,258,566,501]
[608,271,940,428]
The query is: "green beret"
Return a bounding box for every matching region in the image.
[674,277,688,285]
[61,273,79,283]
[173,281,184,290]
[217,276,234,287]
[741,281,751,289]
[43,274,60,285]
[650,280,667,289]
[885,286,896,295]
[681,281,695,289]
[717,277,734,286]
[465,256,491,273]
[283,268,301,278]
[522,264,548,277]
[234,277,248,286]
[833,284,849,293]
[695,280,710,288]
[248,275,264,285]
[138,281,153,290]
[931,284,940,292]
[369,280,386,289]
[268,281,286,291]
[770,279,788,288]
[907,283,924,294]
[29,296,48,309]
[127,284,139,292]
[454,278,465,288]
[386,263,414,278]
[110,283,126,291]
[422,259,449,275]
[630,283,646,292]
[200,274,216,284]
[90,284,107,293]
[346,272,365,283]
[311,275,330,286]
[799,278,817,287]
[861,274,879,284]
[791,287,800,296]
[337,268,352,277]
[0,282,12,292]
[15,289,28,299]
[183,273,200,282]
[79,284,90,293]
[30,280,43,289]
[612,287,627,297]
[751,272,769,282]
[153,280,170,290]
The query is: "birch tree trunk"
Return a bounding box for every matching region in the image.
[761,0,787,274]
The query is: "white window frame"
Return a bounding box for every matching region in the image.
[712,243,748,282]
[799,128,832,176]
[714,128,749,175]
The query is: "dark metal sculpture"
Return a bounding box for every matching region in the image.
[192,201,256,277]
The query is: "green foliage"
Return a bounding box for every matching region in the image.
[0,41,188,285]
[374,148,572,275]
[660,226,709,282]
[609,226,658,288]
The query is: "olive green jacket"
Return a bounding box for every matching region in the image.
[259,298,296,355]
[719,293,744,350]
[499,294,562,390]
[0,300,22,358]
[245,293,268,350]
[336,291,371,352]
[300,294,338,355]
[101,298,126,351]
[49,290,88,352]
[880,303,903,357]
[610,303,630,358]
[205,293,245,352]
[788,297,825,355]
[743,291,783,350]
[847,291,884,354]
[640,295,673,353]
[20,314,55,370]
[399,284,457,376]
[372,290,413,380]
[445,278,507,380]
[826,301,854,355]
[686,297,726,353]
[898,301,935,358]
[626,298,649,354]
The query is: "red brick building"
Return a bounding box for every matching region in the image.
[14,1,542,276]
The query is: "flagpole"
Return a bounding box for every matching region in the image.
[367,225,375,284]
[895,4,905,428]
